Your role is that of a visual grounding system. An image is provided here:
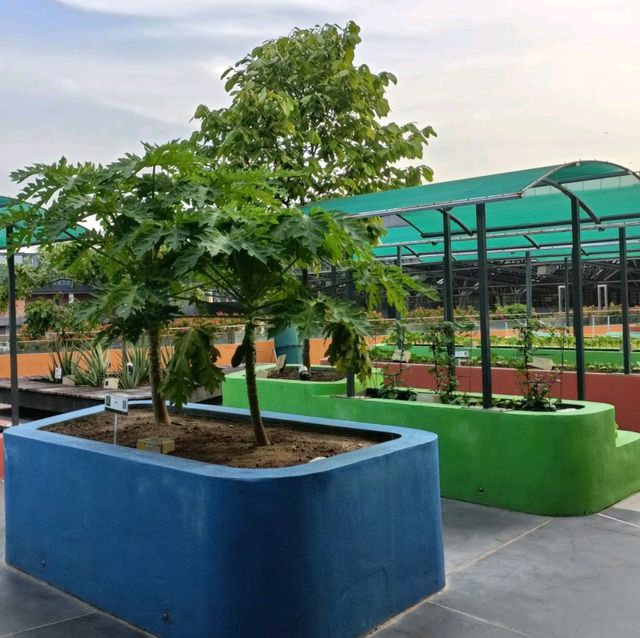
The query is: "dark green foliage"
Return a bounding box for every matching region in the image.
[195,21,436,206]
[159,325,225,409]
[22,297,91,341]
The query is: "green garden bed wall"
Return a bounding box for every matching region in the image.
[223,371,640,516]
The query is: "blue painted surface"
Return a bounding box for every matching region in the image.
[273,325,302,364]
[3,403,444,638]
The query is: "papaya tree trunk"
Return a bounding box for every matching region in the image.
[302,337,311,369]
[301,269,311,370]
[244,321,271,446]
[148,324,170,425]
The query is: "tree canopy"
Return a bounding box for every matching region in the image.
[194,21,436,205]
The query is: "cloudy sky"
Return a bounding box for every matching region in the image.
[2,0,639,195]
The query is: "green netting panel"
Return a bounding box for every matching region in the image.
[0,197,87,249]
[309,164,561,216]
[550,161,630,184]
[311,161,640,244]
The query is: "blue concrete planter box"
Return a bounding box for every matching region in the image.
[3,403,444,638]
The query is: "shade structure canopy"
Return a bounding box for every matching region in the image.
[0,196,87,248]
[1,195,88,426]
[309,160,640,263]
[309,160,640,407]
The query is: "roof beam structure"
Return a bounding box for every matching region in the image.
[308,160,640,407]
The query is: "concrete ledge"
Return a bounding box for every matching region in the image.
[3,402,444,638]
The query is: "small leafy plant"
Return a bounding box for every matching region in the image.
[514,319,561,411]
[423,320,474,404]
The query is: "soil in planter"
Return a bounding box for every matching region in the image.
[44,409,375,468]
[268,366,344,382]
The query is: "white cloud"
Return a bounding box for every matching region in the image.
[54,0,369,18]
[2,0,639,196]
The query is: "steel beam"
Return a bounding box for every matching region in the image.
[620,227,631,374]
[525,250,533,318]
[476,204,492,408]
[442,212,454,323]
[571,197,586,399]
[345,269,355,397]
[7,226,19,426]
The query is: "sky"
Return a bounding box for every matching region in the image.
[2,0,640,196]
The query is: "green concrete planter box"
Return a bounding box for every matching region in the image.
[223,371,640,516]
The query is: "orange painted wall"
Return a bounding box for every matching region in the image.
[0,341,278,380]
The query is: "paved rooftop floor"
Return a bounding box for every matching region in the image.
[2,484,640,638]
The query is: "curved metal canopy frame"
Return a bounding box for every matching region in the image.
[312,159,640,406]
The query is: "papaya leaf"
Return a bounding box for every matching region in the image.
[160,326,225,409]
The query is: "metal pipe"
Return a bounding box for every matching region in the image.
[345,269,355,397]
[379,219,640,250]
[396,246,403,350]
[571,198,586,399]
[564,257,571,329]
[443,212,454,323]
[620,227,631,374]
[476,204,492,408]
[7,226,19,426]
[525,250,532,318]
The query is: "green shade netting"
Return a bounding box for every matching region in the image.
[309,160,640,263]
[0,197,87,249]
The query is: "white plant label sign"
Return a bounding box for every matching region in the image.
[105,394,129,415]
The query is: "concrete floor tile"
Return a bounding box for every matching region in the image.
[0,565,92,636]
[375,601,527,637]
[601,507,640,526]
[3,613,150,637]
[440,499,549,574]
[434,515,640,638]
[610,491,640,512]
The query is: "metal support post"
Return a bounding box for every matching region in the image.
[564,257,570,329]
[571,197,586,399]
[345,269,355,397]
[620,227,631,374]
[396,246,403,349]
[525,250,533,318]
[7,226,20,426]
[476,204,492,409]
[443,211,454,324]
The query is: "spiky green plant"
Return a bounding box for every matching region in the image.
[117,341,150,389]
[48,341,78,381]
[74,343,111,387]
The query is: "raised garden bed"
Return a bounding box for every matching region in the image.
[372,361,640,432]
[223,370,640,516]
[3,402,445,638]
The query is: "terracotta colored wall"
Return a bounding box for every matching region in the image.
[381,361,640,432]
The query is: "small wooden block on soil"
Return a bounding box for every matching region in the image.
[137,437,176,454]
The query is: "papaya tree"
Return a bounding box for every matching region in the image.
[157,200,428,447]
[194,20,437,367]
[9,141,274,425]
